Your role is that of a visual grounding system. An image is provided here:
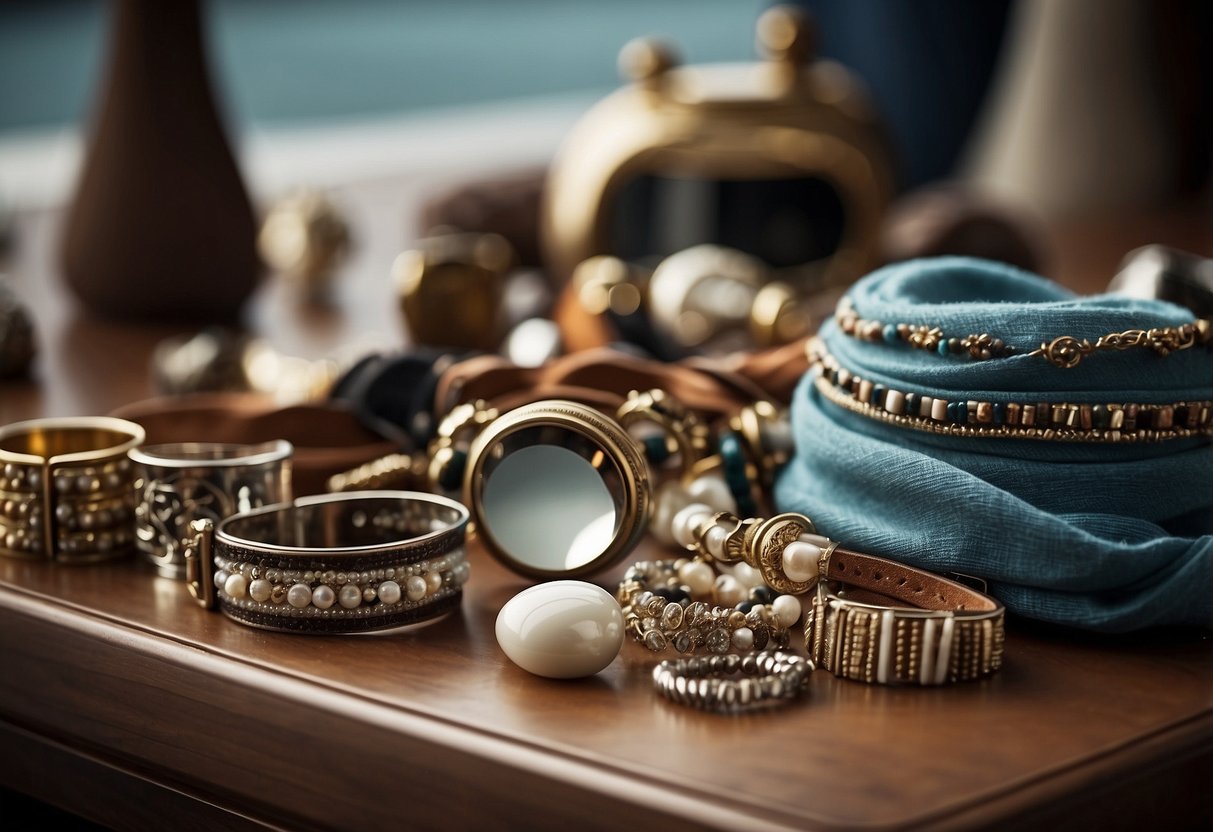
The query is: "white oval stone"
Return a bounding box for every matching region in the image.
[378,580,402,605]
[783,540,823,582]
[495,580,624,679]
[772,594,803,628]
[287,582,312,609]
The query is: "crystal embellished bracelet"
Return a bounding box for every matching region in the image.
[184,491,471,634]
[616,557,800,655]
[652,650,812,711]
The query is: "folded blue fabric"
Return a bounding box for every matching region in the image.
[774,256,1213,631]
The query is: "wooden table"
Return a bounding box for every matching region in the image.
[1,198,1211,831]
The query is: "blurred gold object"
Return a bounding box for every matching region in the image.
[541,5,893,290]
[394,232,513,351]
[151,329,340,404]
[258,190,351,296]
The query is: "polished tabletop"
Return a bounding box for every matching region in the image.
[1,197,1211,831]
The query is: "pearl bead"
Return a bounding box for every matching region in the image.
[249,579,272,603]
[782,540,823,582]
[677,559,715,596]
[686,475,736,513]
[287,583,312,608]
[772,594,802,628]
[732,626,755,650]
[425,570,442,593]
[703,524,729,558]
[649,482,693,546]
[671,503,712,548]
[312,585,336,610]
[378,580,402,605]
[713,574,746,607]
[406,575,427,601]
[731,562,765,589]
[339,583,362,609]
[495,581,624,679]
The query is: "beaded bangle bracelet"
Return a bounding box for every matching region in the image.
[676,505,1005,685]
[836,296,1213,368]
[184,491,471,634]
[0,417,144,562]
[809,337,1213,443]
[616,557,798,655]
[805,587,1004,685]
[652,650,812,712]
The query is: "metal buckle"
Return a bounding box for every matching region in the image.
[183,518,216,609]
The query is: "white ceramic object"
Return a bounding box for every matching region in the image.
[495,580,625,679]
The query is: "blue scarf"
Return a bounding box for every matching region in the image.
[774,257,1213,632]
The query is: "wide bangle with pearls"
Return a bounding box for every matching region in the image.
[0,417,144,563]
[184,491,471,634]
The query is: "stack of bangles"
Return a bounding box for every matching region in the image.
[663,504,1005,686]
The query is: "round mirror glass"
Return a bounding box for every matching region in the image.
[466,402,649,579]
[482,444,615,571]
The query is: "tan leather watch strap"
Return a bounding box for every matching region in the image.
[826,548,1000,614]
[805,548,1005,685]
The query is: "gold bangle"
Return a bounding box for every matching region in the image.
[0,417,145,562]
[804,586,1004,685]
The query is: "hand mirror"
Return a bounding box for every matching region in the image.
[464,400,652,579]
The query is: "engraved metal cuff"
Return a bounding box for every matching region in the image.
[130,441,293,579]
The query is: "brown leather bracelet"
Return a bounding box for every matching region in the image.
[434,344,807,420]
[806,548,1004,685]
[689,510,1005,685]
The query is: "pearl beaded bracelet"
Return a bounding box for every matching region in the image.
[652,650,813,711]
[184,491,471,634]
[617,557,802,655]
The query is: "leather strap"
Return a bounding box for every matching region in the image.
[434,343,810,420]
[805,547,1004,685]
[110,393,404,497]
